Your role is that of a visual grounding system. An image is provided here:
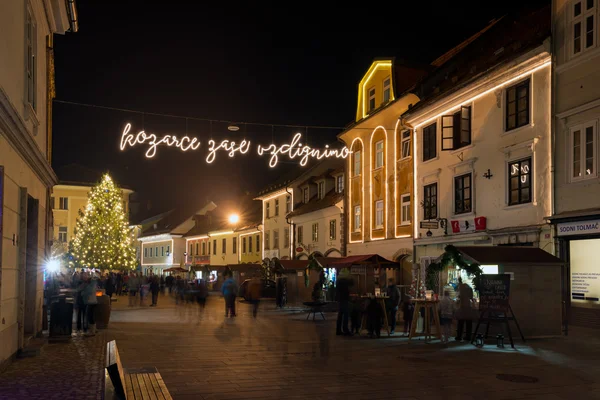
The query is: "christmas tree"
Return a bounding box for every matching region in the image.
[68,174,137,271]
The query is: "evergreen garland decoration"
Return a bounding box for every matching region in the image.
[68,174,137,271]
[426,245,483,292]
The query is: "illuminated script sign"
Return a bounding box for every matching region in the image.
[119,123,350,167]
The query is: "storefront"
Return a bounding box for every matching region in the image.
[552,215,600,328]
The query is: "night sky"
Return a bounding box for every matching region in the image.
[52,0,550,218]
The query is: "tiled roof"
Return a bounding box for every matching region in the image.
[286,189,343,218]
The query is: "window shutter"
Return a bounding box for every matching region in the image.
[442,115,455,150]
[452,112,461,150]
[460,106,471,146]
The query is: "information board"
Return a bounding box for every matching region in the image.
[479,274,511,311]
[570,238,600,305]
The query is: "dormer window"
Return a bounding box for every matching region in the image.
[303,187,309,203]
[368,87,376,112]
[318,181,325,199]
[383,76,391,103]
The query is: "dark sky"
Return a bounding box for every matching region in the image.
[52,0,550,217]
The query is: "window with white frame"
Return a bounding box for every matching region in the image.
[303,187,309,203]
[167,245,170,255]
[213,240,216,255]
[423,123,437,162]
[375,140,384,169]
[375,200,384,228]
[297,226,304,244]
[273,230,279,249]
[329,219,336,240]
[401,130,411,159]
[150,247,153,257]
[368,87,376,111]
[233,237,237,254]
[508,157,532,205]
[59,197,68,210]
[506,79,530,131]
[354,150,361,176]
[144,248,148,258]
[189,243,193,256]
[454,173,472,214]
[441,106,471,151]
[354,205,362,232]
[571,121,597,180]
[312,223,318,242]
[195,243,199,255]
[284,227,289,248]
[255,235,259,251]
[423,183,438,220]
[266,201,270,218]
[162,246,165,256]
[58,226,67,243]
[248,236,253,253]
[383,76,391,103]
[336,174,344,193]
[286,195,291,213]
[318,181,325,199]
[275,199,279,216]
[25,4,37,111]
[202,242,206,255]
[570,0,596,57]
[401,194,411,225]
[155,247,158,257]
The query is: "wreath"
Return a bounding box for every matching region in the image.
[426,245,483,292]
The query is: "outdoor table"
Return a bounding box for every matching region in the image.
[409,299,442,343]
[359,296,391,337]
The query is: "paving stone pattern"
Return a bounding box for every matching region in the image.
[2,293,600,400]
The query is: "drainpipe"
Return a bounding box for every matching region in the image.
[285,187,295,260]
[65,0,79,32]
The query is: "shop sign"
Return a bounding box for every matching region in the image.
[570,238,600,304]
[351,266,366,274]
[557,220,600,236]
[451,216,486,234]
[420,221,439,229]
[295,247,304,253]
[479,274,511,311]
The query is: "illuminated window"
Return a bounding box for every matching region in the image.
[571,122,597,181]
[297,226,304,244]
[508,158,532,205]
[318,181,325,199]
[58,226,67,243]
[265,232,270,250]
[275,199,279,216]
[570,0,596,56]
[25,4,37,110]
[368,87,376,111]
[375,140,384,169]
[273,230,279,249]
[222,238,226,254]
[248,236,253,253]
[506,79,530,131]
[202,242,206,255]
[354,205,361,232]
[303,187,309,203]
[375,200,384,228]
[422,123,437,162]
[354,150,361,176]
[401,130,411,159]
[233,237,237,254]
[59,197,68,210]
[329,220,336,240]
[312,223,318,242]
[401,194,411,225]
[286,195,291,213]
[441,106,471,151]
[423,183,438,220]
[383,76,391,103]
[336,175,344,193]
[242,237,247,253]
[266,202,270,218]
[284,227,289,248]
[454,173,472,214]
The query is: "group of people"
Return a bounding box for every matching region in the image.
[70,270,100,336]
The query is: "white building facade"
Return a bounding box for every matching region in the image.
[255,184,294,261]
[551,0,600,327]
[404,13,554,272]
[0,0,77,367]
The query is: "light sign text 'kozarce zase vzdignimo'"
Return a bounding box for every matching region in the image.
[119,123,350,167]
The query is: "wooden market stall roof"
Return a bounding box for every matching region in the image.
[321,254,399,269]
[455,246,564,266]
[278,260,310,271]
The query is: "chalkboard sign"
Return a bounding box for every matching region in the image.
[479,274,511,311]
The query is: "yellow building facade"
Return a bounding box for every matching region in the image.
[237,224,262,264]
[339,59,427,282]
[51,184,133,250]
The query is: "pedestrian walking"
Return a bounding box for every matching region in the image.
[247,274,262,318]
[128,272,140,307]
[75,273,86,335]
[196,279,208,310]
[150,275,160,306]
[82,276,99,336]
[386,278,401,334]
[335,269,353,336]
[455,277,475,342]
[221,272,238,317]
[439,289,456,344]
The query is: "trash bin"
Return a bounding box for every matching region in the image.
[95,294,111,329]
[49,294,74,338]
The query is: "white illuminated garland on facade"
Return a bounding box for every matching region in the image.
[119,123,349,167]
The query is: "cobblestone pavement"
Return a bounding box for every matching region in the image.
[2,293,600,400]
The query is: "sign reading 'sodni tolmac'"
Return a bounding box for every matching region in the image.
[479,274,511,311]
[557,219,600,236]
[451,216,486,234]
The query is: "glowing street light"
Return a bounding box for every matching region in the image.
[228,214,240,224]
[46,259,60,273]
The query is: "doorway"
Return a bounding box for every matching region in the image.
[24,195,39,336]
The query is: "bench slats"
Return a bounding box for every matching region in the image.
[143,373,159,400]
[149,373,166,400]
[136,373,150,400]
[154,373,173,400]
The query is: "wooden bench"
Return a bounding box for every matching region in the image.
[104,340,172,400]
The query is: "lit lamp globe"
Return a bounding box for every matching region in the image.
[229,214,240,224]
[46,259,60,274]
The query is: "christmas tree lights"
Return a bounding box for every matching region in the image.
[68,174,137,271]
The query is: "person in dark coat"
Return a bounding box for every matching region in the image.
[335,269,354,336]
[150,275,160,306]
[366,298,383,338]
[386,278,401,334]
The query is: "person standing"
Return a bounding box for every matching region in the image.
[455,277,474,342]
[75,273,86,335]
[82,276,99,336]
[401,296,414,336]
[221,272,238,317]
[128,272,139,307]
[150,275,160,306]
[439,289,456,344]
[247,274,262,318]
[335,269,353,336]
[386,278,401,334]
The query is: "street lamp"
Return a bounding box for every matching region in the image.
[46,259,60,273]
[228,214,239,224]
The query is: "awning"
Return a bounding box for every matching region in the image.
[278,260,310,270]
[455,246,564,266]
[325,254,399,269]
